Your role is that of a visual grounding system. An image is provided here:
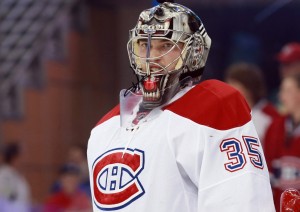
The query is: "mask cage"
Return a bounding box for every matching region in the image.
[127,29,194,77]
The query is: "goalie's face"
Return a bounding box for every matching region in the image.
[132,38,185,109]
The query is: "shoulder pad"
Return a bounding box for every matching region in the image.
[163,80,251,130]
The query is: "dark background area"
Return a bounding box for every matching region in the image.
[197,3,300,94]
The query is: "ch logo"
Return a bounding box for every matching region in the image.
[92,148,145,210]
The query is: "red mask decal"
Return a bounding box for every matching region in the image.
[143,77,159,91]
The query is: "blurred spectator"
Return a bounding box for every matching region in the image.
[0,142,31,212]
[67,144,90,194]
[268,72,300,211]
[51,144,90,196]
[277,42,300,78]
[275,42,300,113]
[44,163,92,212]
[224,62,280,149]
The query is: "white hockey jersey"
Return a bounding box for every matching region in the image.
[87,79,275,212]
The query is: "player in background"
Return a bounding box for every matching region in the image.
[0,142,31,212]
[272,42,300,113]
[87,0,275,211]
[269,72,300,211]
[224,63,282,164]
[277,42,300,78]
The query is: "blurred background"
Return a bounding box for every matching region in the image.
[0,0,300,209]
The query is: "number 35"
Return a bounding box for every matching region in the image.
[219,136,264,172]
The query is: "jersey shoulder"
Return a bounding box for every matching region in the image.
[163,79,251,130]
[96,104,120,126]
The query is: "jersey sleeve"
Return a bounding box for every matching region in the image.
[165,80,275,211]
[166,114,275,211]
[197,121,275,211]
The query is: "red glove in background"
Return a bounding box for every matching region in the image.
[281,188,300,212]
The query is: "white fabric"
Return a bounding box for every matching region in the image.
[87,88,275,212]
[0,165,31,212]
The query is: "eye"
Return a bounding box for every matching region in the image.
[139,42,148,49]
[162,42,174,50]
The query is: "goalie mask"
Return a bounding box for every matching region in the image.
[127,1,211,109]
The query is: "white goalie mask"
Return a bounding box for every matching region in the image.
[127,2,211,109]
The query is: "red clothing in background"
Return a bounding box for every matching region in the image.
[44,190,91,212]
